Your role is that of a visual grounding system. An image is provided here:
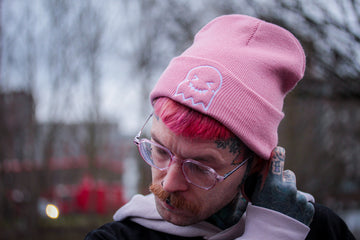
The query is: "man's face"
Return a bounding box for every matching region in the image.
[150,116,248,226]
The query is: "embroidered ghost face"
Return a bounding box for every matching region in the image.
[175,66,223,111]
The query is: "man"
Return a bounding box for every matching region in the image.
[86,15,355,239]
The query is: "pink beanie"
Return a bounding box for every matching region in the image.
[150,14,305,160]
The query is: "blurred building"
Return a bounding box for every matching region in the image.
[0,91,35,161]
[0,91,130,217]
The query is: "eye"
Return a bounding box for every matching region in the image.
[206,82,214,88]
[151,145,170,164]
[186,162,211,175]
[153,145,168,156]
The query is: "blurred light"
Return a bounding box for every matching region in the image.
[45,204,59,219]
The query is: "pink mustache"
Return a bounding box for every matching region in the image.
[149,183,200,215]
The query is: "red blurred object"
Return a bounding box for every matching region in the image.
[34,174,127,216]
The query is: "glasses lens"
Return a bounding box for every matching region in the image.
[139,140,170,169]
[182,161,216,189]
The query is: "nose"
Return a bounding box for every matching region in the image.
[162,159,189,193]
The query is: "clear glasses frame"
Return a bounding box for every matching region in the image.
[133,113,250,190]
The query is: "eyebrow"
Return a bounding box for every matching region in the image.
[150,133,164,147]
[191,155,218,165]
[150,132,223,166]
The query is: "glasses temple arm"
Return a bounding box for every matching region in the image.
[222,157,249,180]
[134,112,154,144]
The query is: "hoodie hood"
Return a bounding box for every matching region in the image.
[113,193,314,240]
[113,194,246,239]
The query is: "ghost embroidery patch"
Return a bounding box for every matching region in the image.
[174,66,223,111]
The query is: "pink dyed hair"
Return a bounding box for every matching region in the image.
[153,97,233,140]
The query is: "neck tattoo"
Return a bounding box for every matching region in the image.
[206,156,253,229]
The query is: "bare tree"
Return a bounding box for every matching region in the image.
[1,0,111,237]
[249,0,360,207]
[126,0,360,209]
[122,0,206,193]
[0,1,39,237]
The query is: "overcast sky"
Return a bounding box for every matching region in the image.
[1,0,359,137]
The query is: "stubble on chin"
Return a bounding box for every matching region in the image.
[149,183,201,215]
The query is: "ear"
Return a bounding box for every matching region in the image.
[241,155,270,202]
[241,173,257,201]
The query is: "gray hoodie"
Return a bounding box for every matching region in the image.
[113,193,314,240]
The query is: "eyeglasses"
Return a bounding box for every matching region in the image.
[133,113,249,190]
